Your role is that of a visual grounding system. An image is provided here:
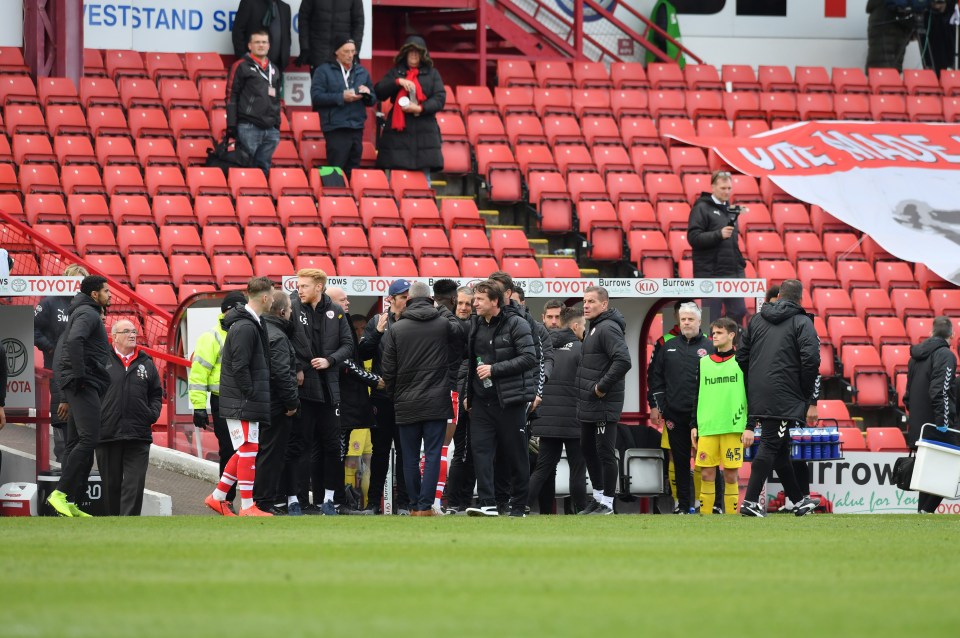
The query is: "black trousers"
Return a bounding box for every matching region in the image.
[368,397,409,510]
[445,410,475,508]
[495,415,529,506]
[94,440,150,515]
[704,296,747,327]
[918,492,944,513]
[665,411,693,510]
[210,394,236,502]
[57,383,102,501]
[254,408,291,507]
[324,127,363,179]
[581,420,618,498]
[471,399,528,508]
[745,417,805,504]
[528,437,586,513]
[289,399,341,504]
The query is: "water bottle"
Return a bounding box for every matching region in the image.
[812,428,823,460]
[802,428,813,460]
[791,428,801,460]
[830,427,841,459]
[477,356,493,389]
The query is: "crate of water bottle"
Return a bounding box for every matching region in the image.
[790,426,841,461]
[744,425,761,461]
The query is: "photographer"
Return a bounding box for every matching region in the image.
[866,1,944,72]
[686,170,747,326]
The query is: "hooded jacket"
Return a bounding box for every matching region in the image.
[375,36,446,172]
[263,314,300,414]
[231,0,292,71]
[34,295,71,370]
[338,329,381,429]
[465,304,537,408]
[298,0,364,69]
[311,61,375,131]
[736,299,821,425]
[381,297,464,425]
[904,336,958,447]
[55,292,111,395]
[290,292,353,403]
[218,306,272,423]
[515,301,555,402]
[358,308,399,403]
[188,313,228,409]
[99,348,162,444]
[577,308,633,423]
[535,328,582,439]
[648,329,713,419]
[687,192,746,278]
[226,52,282,131]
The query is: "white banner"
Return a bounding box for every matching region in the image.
[82,0,373,60]
[279,276,768,299]
[1,306,36,410]
[0,276,82,297]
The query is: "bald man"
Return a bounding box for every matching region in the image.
[95,320,162,515]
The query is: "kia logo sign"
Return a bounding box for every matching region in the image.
[635,279,659,294]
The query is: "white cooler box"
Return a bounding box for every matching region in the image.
[911,425,960,498]
[0,482,39,516]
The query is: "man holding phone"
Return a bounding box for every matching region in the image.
[687,170,747,326]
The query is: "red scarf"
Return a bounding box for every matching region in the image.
[391,67,426,132]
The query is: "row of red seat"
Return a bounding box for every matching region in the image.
[0,47,226,84]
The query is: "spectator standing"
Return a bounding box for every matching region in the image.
[687,170,747,326]
[528,306,587,514]
[95,319,162,516]
[648,302,712,514]
[737,279,821,518]
[464,280,537,517]
[205,277,275,517]
[866,0,926,71]
[232,0,292,74]
[227,29,282,175]
[444,286,476,512]
[358,279,413,514]
[904,316,958,513]
[327,286,381,512]
[288,269,354,515]
[381,281,464,515]
[189,291,247,512]
[577,287,632,515]
[34,264,88,461]
[310,38,375,179]
[375,36,446,181]
[432,278,464,512]
[541,299,563,331]
[253,290,300,514]
[47,275,113,518]
[297,0,364,74]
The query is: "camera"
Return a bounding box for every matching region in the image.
[726,204,744,217]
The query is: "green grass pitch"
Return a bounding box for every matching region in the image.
[1,515,958,637]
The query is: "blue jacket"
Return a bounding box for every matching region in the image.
[311,61,375,132]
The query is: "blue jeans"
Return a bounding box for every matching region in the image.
[397,419,446,511]
[237,122,280,176]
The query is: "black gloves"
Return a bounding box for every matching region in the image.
[193,409,209,430]
[225,126,238,140]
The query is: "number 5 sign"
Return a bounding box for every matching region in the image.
[283,71,312,108]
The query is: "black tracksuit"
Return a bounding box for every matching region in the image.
[904,336,959,513]
[289,293,353,503]
[737,300,820,505]
[465,305,537,509]
[687,192,748,324]
[54,293,111,502]
[95,349,162,516]
[232,0,292,72]
[648,327,712,510]
[529,328,586,513]
[34,296,70,446]
[445,356,475,509]
[577,309,633,501]
[255,314,300,508]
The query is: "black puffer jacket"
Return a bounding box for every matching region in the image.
[736,300,821,425]
[648,331,713,419]
[381,297,464,425]
[358,309,399,402]
[577,309,632,423]
[232,0,292,71]
[290,293,353,403]
[55,293,111,395]
[535,328,582,439]
[465,304,537,408]
[515,301,555,402]
[338,330,380,429]
[34,295,71,370]
[904,336,958,447]
[298,0,364,69]
[263,314,300,414]
[375,37,446,172]
[99,349,162,444]
[687,192,746,277]
[218,307,272,424]
[226,53,282,131]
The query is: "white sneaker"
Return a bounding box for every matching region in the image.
[465,505,499,517]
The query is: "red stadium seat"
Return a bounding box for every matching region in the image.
[851,287,894,319]
[795,66,833,93]
[870,94,908,121]
[143,166,188,198]
[368,226,410,256]
[535,61,574,88]
[836,260,878,289]
[501,256,541,277]
[399,198,441,229]
[929,289,960,316]
[721,65,761,92]
[170,255,215,287]
[286,227,328,257]
[212,255,255,286]
[723,91,764,121]
[75,224,119,256]
[409,228,452,259]
[460,256,500,277]
[449,228,492,260]
[684,64,723,91]
[828,316,870,348]
[159,225,203,257]
[295,254,337,276]
[184,52,227,82]
[838,428,867,451]
[359,196,400,228]
[868,317,909,349]
[327,226,369,257]
[439,199,481,230]
[841,345,888,406]
[45,104,88,137]
[834,94,872,120]
[418,256,460,277]
[869,68,906,94]
[541,257,581,278]
[244,226,287,257]
[60,165,104,196]
[628,229,672,277]
[832,67,870,94]
[497,60,536,88]
[812,288,854,317]
[610,62,649,89]
[135,138,178,167]
[865,427,908,452]
[572,61,613,89]
[906,95,944,122]
[337,254,377,277]
[194,195,238,227]
[202,226,245,256]
[118,77,161,109]
[127,254,172,285]
[186,166,229,198]
[236,195,280,227]
[494,87,535,116]
[533,88,574,117]
[758,65,798,92]
[797,93,836,120]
